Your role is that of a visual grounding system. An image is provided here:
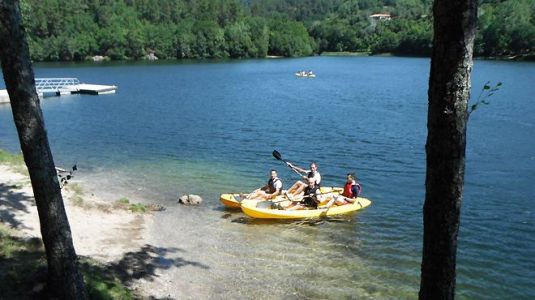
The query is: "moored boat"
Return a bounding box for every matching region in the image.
[240,196,371,219]
[295,71,316,78]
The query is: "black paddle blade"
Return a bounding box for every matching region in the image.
[272,150,282,160]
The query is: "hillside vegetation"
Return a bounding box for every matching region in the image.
[20,0,535,61]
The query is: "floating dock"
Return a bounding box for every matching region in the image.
[0,78,118,104]
[75,83,117,95]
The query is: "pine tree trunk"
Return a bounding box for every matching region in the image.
[420,0,478,299]
[0,1,87,299]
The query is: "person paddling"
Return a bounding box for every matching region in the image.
[286,162,321,196]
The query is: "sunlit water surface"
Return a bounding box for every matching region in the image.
[1,57,534,299]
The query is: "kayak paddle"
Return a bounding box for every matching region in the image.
[272,150,303,176]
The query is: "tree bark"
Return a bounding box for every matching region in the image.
[0,1,87,299]
[420,0,478,299]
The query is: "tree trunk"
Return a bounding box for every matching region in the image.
[420,1,478,299]
[0,1,87,299]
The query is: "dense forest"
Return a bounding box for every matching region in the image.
[20,0,535,61]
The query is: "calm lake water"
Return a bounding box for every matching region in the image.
[1,57,534,299]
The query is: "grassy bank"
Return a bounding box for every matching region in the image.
[0,149,23,164]
[0,148,138,299]
[0,149,27,174]
[0,223,133,299]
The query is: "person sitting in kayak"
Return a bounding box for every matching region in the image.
[247,169,283,200]
[285,177,322,210]
[325,173,361,207]
[286,162,321,196]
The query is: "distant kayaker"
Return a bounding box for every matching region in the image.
[326,173,361,207]
[286,162,321,195]
[247,169,283,200]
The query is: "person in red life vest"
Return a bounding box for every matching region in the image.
[247,169,283,200]
[326,173,362,207]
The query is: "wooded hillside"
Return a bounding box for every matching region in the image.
[20,0,535,61]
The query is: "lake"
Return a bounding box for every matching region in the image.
[0,56,534,299]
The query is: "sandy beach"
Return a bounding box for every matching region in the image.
[0,164,152,263]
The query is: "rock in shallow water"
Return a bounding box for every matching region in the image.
[178,194,202,205]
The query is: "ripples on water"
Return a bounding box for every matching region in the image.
[0,57,534,298]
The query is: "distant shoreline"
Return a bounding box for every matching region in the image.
[319,51,535,61]
[28,52,535,63]
[320,51,372,57]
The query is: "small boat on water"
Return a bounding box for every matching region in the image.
[240,196,372,219]
[295,70,316,78]
[219,186,343,209]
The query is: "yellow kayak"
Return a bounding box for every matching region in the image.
[240,197,372,219]
[219,193,246,209]
[219,187,343,209]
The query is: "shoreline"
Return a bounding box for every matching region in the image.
[0,163,155,296]
[25,52,534,64]
[0,164,152,262]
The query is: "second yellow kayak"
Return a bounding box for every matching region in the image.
[240,197,372,219]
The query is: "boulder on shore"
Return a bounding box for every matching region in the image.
[90,55,110,62]
[146,52,158,61]
[178,194,202,205]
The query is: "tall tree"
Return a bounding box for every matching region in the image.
[420,0,478,299]
[0,1,87,299]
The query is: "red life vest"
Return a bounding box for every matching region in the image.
[343,180,361,198]
[343,181,354,198]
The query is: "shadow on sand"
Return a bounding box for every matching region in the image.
[110,244,209,284]
[0,182,35,230]
[1,181,209,298]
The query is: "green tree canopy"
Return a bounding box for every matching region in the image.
[19,0,534,61]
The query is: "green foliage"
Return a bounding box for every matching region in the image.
[249,0,343,21]
[0,225,42,258]
[246,17,270,57]
[269,19,313,56]
[81,258,133,300]
[310,16,368,53]
[117,197,130,204]
[468,81,503,116]
[19,0,534,60]
[0,149,28,174]
[128,203,147,213]
[67,183,85,206]
[477,0,535,57]
[0,149,24,165]
[192,20,228,58]
[0,225,47,299]
[395,19,432,55]
[114,198,154,213]
[225,21,255,58]
[393,0,430,18]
